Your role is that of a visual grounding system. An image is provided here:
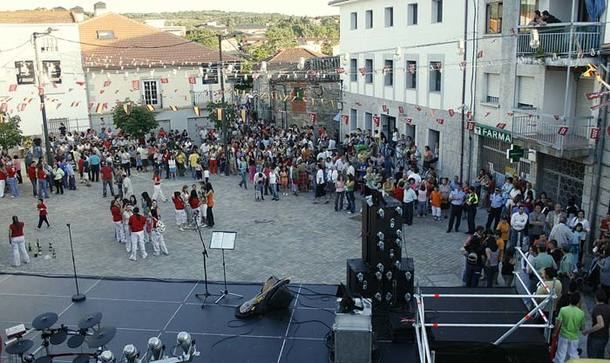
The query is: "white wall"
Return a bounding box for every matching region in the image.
[0,23,89,136]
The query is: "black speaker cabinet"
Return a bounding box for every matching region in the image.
[362,198,404,265]
[392,258,415,304]
[346,258,382,299]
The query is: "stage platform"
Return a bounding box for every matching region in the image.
[0,274,417,363]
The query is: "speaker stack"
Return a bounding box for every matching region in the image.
[346,193,416,340]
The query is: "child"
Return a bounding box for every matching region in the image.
[571,223,586,262]
[135,153,143,173]
[195,164,203,182]
[168,156,177,180]
[37,198,50,228]
[417,184,428,217]
[430,186,442,221]
[172,191,187,231]
[280,166,289,196]
[203,166,210,184]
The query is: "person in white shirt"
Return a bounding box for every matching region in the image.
[510,206,529,250]
[346,162,355,178]
[403,179,417,226]
[269,167,279,201]
[314,164,326,202]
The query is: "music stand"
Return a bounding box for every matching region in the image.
[210,231,243,304]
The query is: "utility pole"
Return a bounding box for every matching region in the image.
[217,34,230,176]
[459,0,469,183]
[32,29,54,165]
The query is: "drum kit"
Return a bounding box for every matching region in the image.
[4,312,117,363]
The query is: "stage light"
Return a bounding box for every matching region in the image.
[389,249,395,260]
[377,232,384,241]
[122,344,138,363]
[99,350,115,363]
[395,207,403,216]
[390,218,395,228]
[395,238,401,246]
[405,271,412,281]
[356,273,364,282]
[396,229,402,238]
[385,292,392,302]
[377,208,384,218]
[404,293,412,302]
[176,332,193,357]
[374,293,382,302]
[375,271,382,281]
[377,241,384,251]
[394,260,401,269]
[362,280,368,290]
[147,337,164,361]
[385,271,392,281]
[376,263,384,273]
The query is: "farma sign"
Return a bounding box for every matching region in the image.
[474,124,512,144]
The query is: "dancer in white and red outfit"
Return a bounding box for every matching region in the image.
[37,199,50,229]
[127,207,147,261]
[152,170,167,202]
[122,201,133,251]
[172,191,187,231]
[110,198,124,243]
[150,201,169,256]
[8,216,30,267]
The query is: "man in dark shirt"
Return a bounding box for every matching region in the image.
[584,289,610,358]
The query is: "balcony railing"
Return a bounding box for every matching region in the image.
[512,112,595,151]
[517,23,601,57]
[191,91,211,106]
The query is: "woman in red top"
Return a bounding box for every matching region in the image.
[127,207,148,261]
[188,189,202,226]
[9,216,30,267]
[110,198,124,243]
[37,199,50,229]
[172,191,187,231]
[27,162,37,197]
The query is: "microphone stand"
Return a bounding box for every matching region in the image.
[67,224,86,302]
[193,211,218,308]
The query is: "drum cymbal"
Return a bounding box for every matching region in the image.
[34,356,53,363]
[78,312,102,330]
[33,312,58,330]
[87,327,116,348]
[6,339,34,355]
[49,329,67,345]
[73,354,90,363]
[67,335,86,349]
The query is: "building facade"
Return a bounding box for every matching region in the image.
[0,10,89,136]
[330,0,476,179]
[78,10,239,136]
[472,0,608,242]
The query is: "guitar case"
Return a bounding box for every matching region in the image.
[235,276,294,319]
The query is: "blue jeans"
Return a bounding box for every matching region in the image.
[37,180,49,198]
[271,183,279,200]
[346,191,355,213]
[7,177,18,197]
[30,179,37,196]
[510,228,526,250]
[464,264,482,287]
[417,200,427,216]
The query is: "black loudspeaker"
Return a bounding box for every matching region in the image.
[346,258,382,300]
[391,258,415,305]
[362,198,403,265]
[235,277,294,319]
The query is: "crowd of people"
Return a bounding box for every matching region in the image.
[2,116,610,359]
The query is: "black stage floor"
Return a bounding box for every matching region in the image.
[0,274,416,363]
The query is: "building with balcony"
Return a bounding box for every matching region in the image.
[78,6,238,137]
[330,0,477,179]
[0,9,89,136]
[472,0,606,228]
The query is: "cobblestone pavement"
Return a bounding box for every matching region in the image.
[0,172,476,286]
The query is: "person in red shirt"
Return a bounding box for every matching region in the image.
[37,199,50,229]
[110,198,124,243]
[188,189,202,226]
[152,170,167,202]
[27,162,37,197]
[8,216,30,267]
[0,166,6,198]
[127,207,148,261]
[172,191,187,231]
[100,162,115,198]
[6,162,19,198]
[36,164,49,199]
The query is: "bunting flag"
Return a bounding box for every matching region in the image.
[373,115,380,127]
[448,108,455,117]
[398,106,404,114]
[132,80,140,91]
[0,103,7,113]
[146,104,155,112]
[8,84,17,92]
[123,103,131,115]
[382,104,389,113]
[590,127,600,140]
[466,121,475,130]
[484,112,491,118]
[558,127,569,136]
[96,103,103,113]
[75,81,86,86]
[415,106,422,112]
[193,106,201,116]
[170,105,178,112]
[359,67,367,76]
[341,115,349,125]
[56,103,62,110]
[405,117,413,125]
[188,76,196,84]
[553,114,560,121]
[88,103,94,111]
[496,123,507,129]
[436,118,445,125]
[216,108,223,121]
[309,112,317,124]
[160,78,169,84]
[103,80,111,87]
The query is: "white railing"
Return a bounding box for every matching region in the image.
[517,23,601,57]
[512,112,595,151]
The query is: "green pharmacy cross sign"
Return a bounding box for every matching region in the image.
[506,144,525,163]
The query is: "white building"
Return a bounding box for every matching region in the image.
[78,8,239,136]
[0,10,90,136]
[471,0,607,234]
[330,0,476,179]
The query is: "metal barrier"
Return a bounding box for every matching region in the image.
[517,23,601,57]
[512,113,595,151]
[413,250,557,362]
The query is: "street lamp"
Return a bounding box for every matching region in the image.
[32,27,57,165]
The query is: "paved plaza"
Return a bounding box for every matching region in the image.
[0,172,470,286]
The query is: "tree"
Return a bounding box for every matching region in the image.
[112,103,158,138]
[206,100,237,130]
[0,113,23,151]
[185,28,219,49]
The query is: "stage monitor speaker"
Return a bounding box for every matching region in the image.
[334,299,372,363]
[235,276,293,319]
[346,259,382,300]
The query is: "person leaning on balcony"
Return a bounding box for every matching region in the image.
[542,10,562,24]
[528,10,547,26]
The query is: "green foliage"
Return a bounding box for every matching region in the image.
[206,100,237,129]
[0,113,23,151]
[112,103,158,138]
[185,28,219,49]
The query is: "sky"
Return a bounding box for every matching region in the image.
[1,0,339,16]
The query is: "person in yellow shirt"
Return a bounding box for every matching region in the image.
[175,151,186,177]
[188,151,200,180]
[496,215,510,243]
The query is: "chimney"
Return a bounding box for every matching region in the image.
[70,6,85,22]
[93,1,108,17]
